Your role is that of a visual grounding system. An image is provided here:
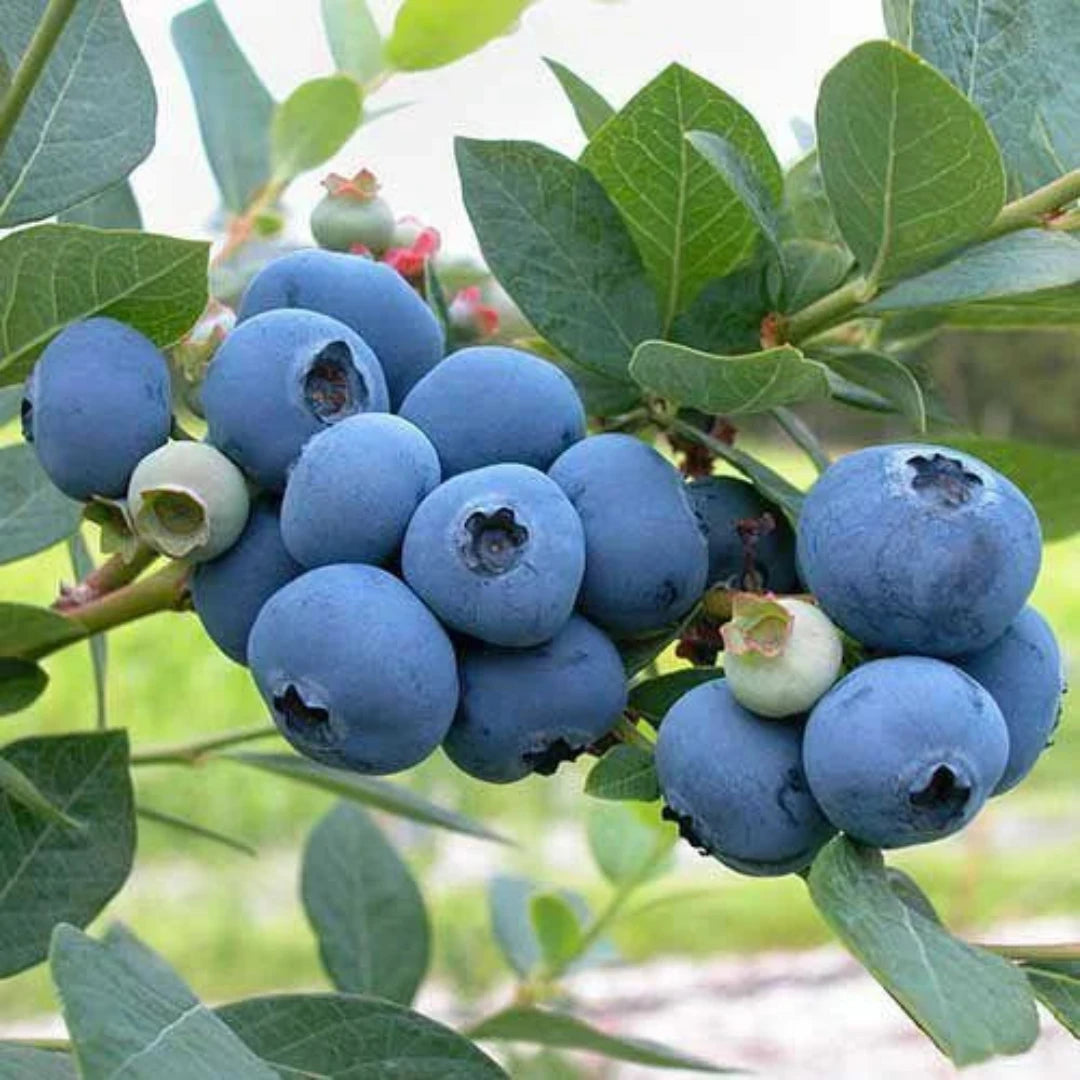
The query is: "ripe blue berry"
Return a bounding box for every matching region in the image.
[281,414,440,568]
[237,249,444,408]
[444,616,627,783]
[22,318,171,500]
[955,607,1065,794]
[192,497,303,665]
[402,463,585,647]
[248,564,459,774]
[804,657,1009,848]
[796,444,1041,656]
[202,309,388,491]
[549,434,708,637]
[655,679,835,876]
[688,476,799,591]
[399,346,586,477]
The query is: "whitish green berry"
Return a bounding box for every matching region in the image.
[128,442,250,562]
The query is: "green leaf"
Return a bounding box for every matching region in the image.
[0,224,209,387]
[779,151,845,246]
[51,924,276,1078]
[781,239,854,312]
[937,285,1080,328]
[136,805,255,858]
[172,1,275,214]
[586,802,675,887]
[227,752,508,843]
[321,0,384,84]
[218,993,507,1078]
[386,0,532,71]
[66,533,106,729]
[886,867,942,925]
[456,138,661,382]
[814,349,926,430]
[585,745,659,801]
[0,657,47,715]
[0,0,155,225]
[1020,958,1080,1037]
[937,436,1080,541]
[0,387,20,427]
[0,604,83,660]
[0,1046,75,1079]
[301,803,429,1005]
[807,837,1039,1066]
[687,129,781,260]
[816,40,1004,285]
[628,669,722,725]
[270,76,363,183]
[544,58,614,139]
[630,341,831,415]
[489,876,611,978]
[529,893,583,970]
[0,732,134,976]
[0,755,82,831]
[468,1007,729,1072]
[889,0,1080,196]
[0,445,82,564]
[582,64,782,326]
[671,261,770,355]
[867,230,1080,312]
[57,181,142,230]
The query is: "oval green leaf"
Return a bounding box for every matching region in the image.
[807,837,1039,1066]
[0,445,83,564]
[585,744,660,802]
[456,137,661,382]
[321,0,384,84]
[628,669,723,725]
[630,341,831,415]
[582,64,782,326]
[0,657,47,715]
[0,733,134,976]
[814,349,926,431]
[58,180,142,231]
[544,58,614,139]
[0,224,209,387]
[816,40,1005,285]
[271,76,363,183]
[0,0,155,225]
[529,892,583,971]
[218,993,508,1078]
[0,604,83,660]
[586,801,675,887]
[301,803,429,1005]
[386,0,532,72]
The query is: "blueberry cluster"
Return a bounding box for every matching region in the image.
[658,445,1064,876]
[21,249,1064,881]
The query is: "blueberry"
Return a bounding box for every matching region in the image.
[954,606,1065,795]
[796,444,1041,656]
[202,309,388,491]
[281,414,440,568]
[128,441,250,562]
[804,656,1009,848]
[248,564,459,774]
[548,434,708,637]
[237,249,444,408]
[399,346,586,478]
[655,679,835,876]
[688,476,799,591]
[192,497,303,664]
[444,615,627,783]
[402,463,585,647]
[22,318,171,500]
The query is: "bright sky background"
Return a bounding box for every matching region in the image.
[124,0,887,254]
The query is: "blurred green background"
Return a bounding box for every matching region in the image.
[0,363,1076,1029]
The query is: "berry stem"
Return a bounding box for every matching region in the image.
[58,560,191,640]
[0,0,79,161]
[53,543,159,611]
[212,178,287,268]
[771,406,831,472]
[130,724,279,767]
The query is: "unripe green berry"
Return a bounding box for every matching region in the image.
[309,170,395,255]
[722,595,843,718]
[128,442,250,563]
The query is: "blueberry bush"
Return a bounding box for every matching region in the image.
[0,0,1078,1075]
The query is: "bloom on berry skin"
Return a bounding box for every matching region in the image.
[448,286,500,340]
[721,594,843,718]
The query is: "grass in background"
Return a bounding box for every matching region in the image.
[0,439,1076,1021]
